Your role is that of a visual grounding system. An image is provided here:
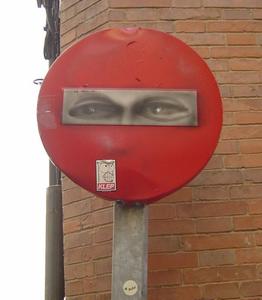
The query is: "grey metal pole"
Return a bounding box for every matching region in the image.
[37,1,64,298]
[111,201,148,300]
[45,183,64,300]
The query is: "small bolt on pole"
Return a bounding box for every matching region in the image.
[111,201,148,300]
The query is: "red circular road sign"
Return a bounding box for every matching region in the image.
[37,28,223,204]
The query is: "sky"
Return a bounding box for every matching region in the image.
[0,2,48,299]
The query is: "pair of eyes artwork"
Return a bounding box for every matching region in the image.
[62,88,198,127]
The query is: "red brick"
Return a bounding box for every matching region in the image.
[69,295,96,300]
[94,258,112,275]
[234,216,262,231]
[148,270,181,287]
[64,219,81,234]
[109,8,127,20]
[240,281,262,297]
[76,0,101,13]
[223,9,253,20]
[93,208,113,226]
[65,262,94,280]
[64,247,84,265]
[192,46,210,58]
[109,0,172,8]
[248,199,262,215]
[63,199,91,219]
[215,71,260,84]
[62,186,92,205]
[189,170,243,186]
[108,21,174,33]
[77,11,108,36]
[177,201,247,218]
[240,140,262,154]
[229,58,262,71]
[149,219,195,235]
[196,217,233,233]
[90,197,112,211]
[176,33,225,45]
[61,0,79,11]
[94,225,112,243]
[160,187,192,203]
[224,154,262,168]
[207,21,262,32]
[222,125,262,140]
[207,59,229,71]
[148,236,182,253]
[223,112,236,125]
[173,0,201,7]
[148,286,201,300]
[64,230,92,249]
[193,186,230,200]
[227,33,256,45]
[231,85,262,97]
[125,8,159,20]
[95,294,110,300]
[235,112,262,125]
[230,184,262,199]
[184,265,257,284]
[182,233,254,251]
[203,282,239,299]
[255,232,262,245]
[83,275,111,293]
[60,5,77,23]
[62,175,77,190]
[253,9,262,19]
[60,12,84,35]
[175,21,205,32]
[215,140,239,154]
[84,0,108,20]
[236,248,262,264]
[66,279,84,296]
[79,213,94,230]
[203,0,262,8]
[202,155,224,170]
[223,99,262,112]
[148,252,198,270]
[244,168,262,183]
[61,29,76,47]
[82,243,112,261]
[149,204,176,220]
[211,46,262,58]
[199,249,236,266]
[161,7,221,20]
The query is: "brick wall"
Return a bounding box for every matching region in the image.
[60,1,262,299]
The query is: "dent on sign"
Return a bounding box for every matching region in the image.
[62,89,198,126]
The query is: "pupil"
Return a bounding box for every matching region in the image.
[153,106,162,114]
[85,106,96,114]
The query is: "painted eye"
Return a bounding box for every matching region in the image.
[69,99,122,119]
[136,99,189,122]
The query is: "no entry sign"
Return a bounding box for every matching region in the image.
[37,28,223,204]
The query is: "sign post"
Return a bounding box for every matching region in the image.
[112,202,148,300]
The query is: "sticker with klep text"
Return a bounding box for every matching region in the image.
[96,160,116,192]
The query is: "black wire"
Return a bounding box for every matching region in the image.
[37,0,60,60]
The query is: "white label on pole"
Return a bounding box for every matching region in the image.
[96,160,116,192]
[123,280,138,296]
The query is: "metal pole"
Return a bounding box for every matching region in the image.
[45,183,64,300]
[37,1,64,299]
[111,201,148,300]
